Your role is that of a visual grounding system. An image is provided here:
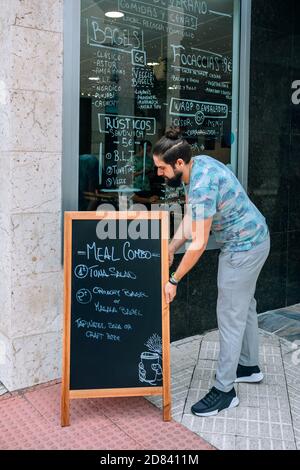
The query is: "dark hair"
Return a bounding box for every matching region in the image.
[153,128,192,166]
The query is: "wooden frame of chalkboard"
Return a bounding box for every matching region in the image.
[61,211,171,426]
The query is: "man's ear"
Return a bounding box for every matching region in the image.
[175,158,185,169]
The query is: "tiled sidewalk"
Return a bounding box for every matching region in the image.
[1,307,299,450]
[0,382,7,397]
[0,380,213,450]
[258,304,300,343]
[148,327,300,450]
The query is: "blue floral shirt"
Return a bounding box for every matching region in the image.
[188,155,269,252]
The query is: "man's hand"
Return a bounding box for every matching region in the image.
[165,281,177,304]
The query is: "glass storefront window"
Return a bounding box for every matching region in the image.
[79,0,240,211]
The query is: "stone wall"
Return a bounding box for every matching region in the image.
[0,0,63,390]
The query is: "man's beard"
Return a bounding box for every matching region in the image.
[165,171,183,188]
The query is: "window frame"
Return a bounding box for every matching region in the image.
[62,0,252,242]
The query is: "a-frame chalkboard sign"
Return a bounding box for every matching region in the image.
[61,211,171,426]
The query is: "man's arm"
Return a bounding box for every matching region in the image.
[169,212,192,266]
[173,217,212,281]
[165,217,213,303]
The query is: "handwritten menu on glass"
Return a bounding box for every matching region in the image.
[70,218,163,390]
[80,0,235,196]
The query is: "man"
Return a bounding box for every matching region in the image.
[153,128,270,417]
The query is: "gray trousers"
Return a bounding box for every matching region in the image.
[214,237,270,392]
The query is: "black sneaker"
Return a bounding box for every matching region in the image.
[234,364,264,383]
[191,387,239,417]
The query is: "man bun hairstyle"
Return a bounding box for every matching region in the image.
[153,127,192,166]
[164,128,182,141]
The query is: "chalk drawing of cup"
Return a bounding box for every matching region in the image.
[138,352,162,385]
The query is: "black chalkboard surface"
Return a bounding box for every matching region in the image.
[61,211,171,426]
